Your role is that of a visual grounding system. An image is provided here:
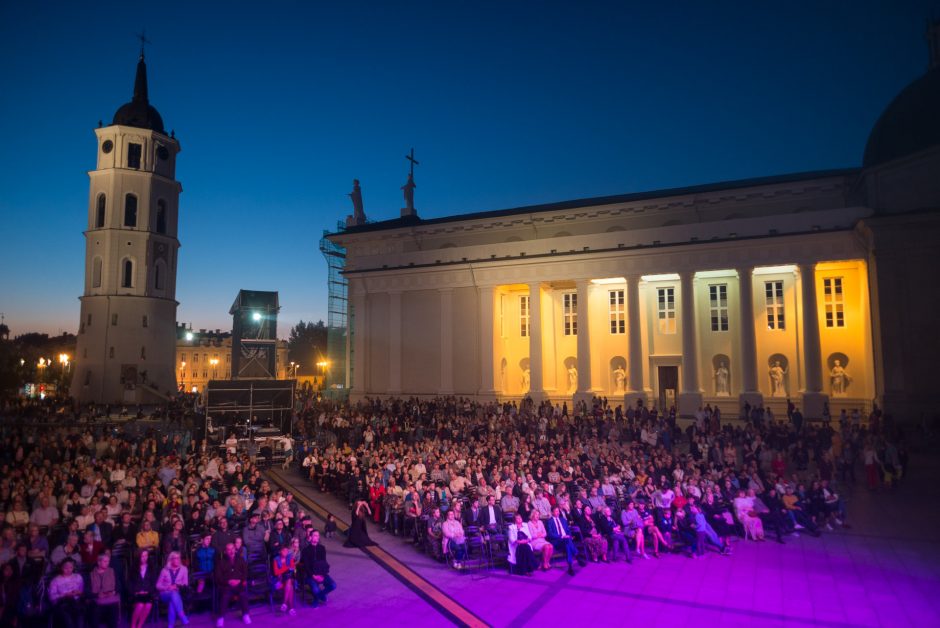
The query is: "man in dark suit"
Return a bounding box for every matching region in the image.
[464,498,485,528]
[90,510,113,546]
[480,495,504,533]
[546,506,578,575]
[596,506,630,562]
[300,530,336,607]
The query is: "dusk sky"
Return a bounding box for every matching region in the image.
[0,1,935,338]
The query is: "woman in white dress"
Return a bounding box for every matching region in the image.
[528,510,554,571]
[507,513,538,575]
[733,489,765,540]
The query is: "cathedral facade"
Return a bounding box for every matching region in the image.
[72,53,182,404]
[330,30,940,421]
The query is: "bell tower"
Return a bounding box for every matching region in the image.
[73,50,182,404]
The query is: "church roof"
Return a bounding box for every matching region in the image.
[112,54,165,134]
[863,65,940,168]
[863,20,940,168]
[337,168,858,236]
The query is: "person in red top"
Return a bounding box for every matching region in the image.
[271,545,296,615]
[369,480,386,524]
[79,529,105,567]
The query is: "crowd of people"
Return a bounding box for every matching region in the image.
[296,396,905,577]
[0,391,910,626]
[0,398,336,628]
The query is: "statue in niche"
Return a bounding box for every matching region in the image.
[567,366,578,392]
[830,359,851,397]
[521,367,530,391]
[613,366,626,393]
[769,360,788,398]
[714,361,730,396]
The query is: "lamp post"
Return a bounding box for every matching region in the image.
[289,361,299,379]
[209,357,219,380]
[316,360,329,391]
[179,360,186,391]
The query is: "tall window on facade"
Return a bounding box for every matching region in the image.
[111,314,118,326]
[520,295,530,337]
[709,284,729,331]
[121,259,133,288]
[765,280,785,329]
[156,200,167,234]
[84,370,91,386]
[142,315,148,328]
[563,292,578,336]
[604,289,623,334]
[127,143,142,169]
[193,353,199,363]
[154,263,164,290]
[124,194,138,227]
[92,258,102,288]
[824,277,845,327]
[141,346,147,359]
[109,347,115,358]
[95,194,106,228]
[657,287,676,334]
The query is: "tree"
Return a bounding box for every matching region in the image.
[287,320,327,375]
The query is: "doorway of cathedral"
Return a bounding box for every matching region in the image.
[658,366,678,413]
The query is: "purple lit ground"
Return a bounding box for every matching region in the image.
[190,455,940,627]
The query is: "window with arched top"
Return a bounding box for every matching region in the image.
[121,258,134,288]
[95,194,106,228]
[92,257,102,288]
[156,200,167,234]
[124,194,138,228]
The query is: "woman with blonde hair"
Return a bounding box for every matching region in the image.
[527,510,554,571]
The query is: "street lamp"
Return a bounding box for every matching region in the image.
[58,353,70,372]
[209,357,219,379]
[316,360,329,390]
[289,361,299,379]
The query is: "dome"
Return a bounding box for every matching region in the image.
[112,101,165,134]
[863,65,940,168]
[111,55,166,134]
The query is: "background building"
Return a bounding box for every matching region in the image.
[329,26,940,421]
[72,52,182,404]
[175,325,288,394]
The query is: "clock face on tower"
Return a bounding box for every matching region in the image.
[102,140,114,154]
[157,146,169,160]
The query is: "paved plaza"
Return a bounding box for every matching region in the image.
[216,450,940,628]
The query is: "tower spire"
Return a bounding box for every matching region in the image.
[928,18,940,70]
[133,30,151,103]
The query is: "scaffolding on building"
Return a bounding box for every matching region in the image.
[318,223,349,399]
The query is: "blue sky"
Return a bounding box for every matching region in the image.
[0,1,935,337]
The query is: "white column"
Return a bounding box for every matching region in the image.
[737,267,763,412]
[799,262,827,418]
[574,280,594,404]
[351,288,368,395]
[478,285,497,399]
[625,275,645,408]
[388,290,402,395]
[527,282,545,399]
[677,271,703,417]
[439,288,454,395]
